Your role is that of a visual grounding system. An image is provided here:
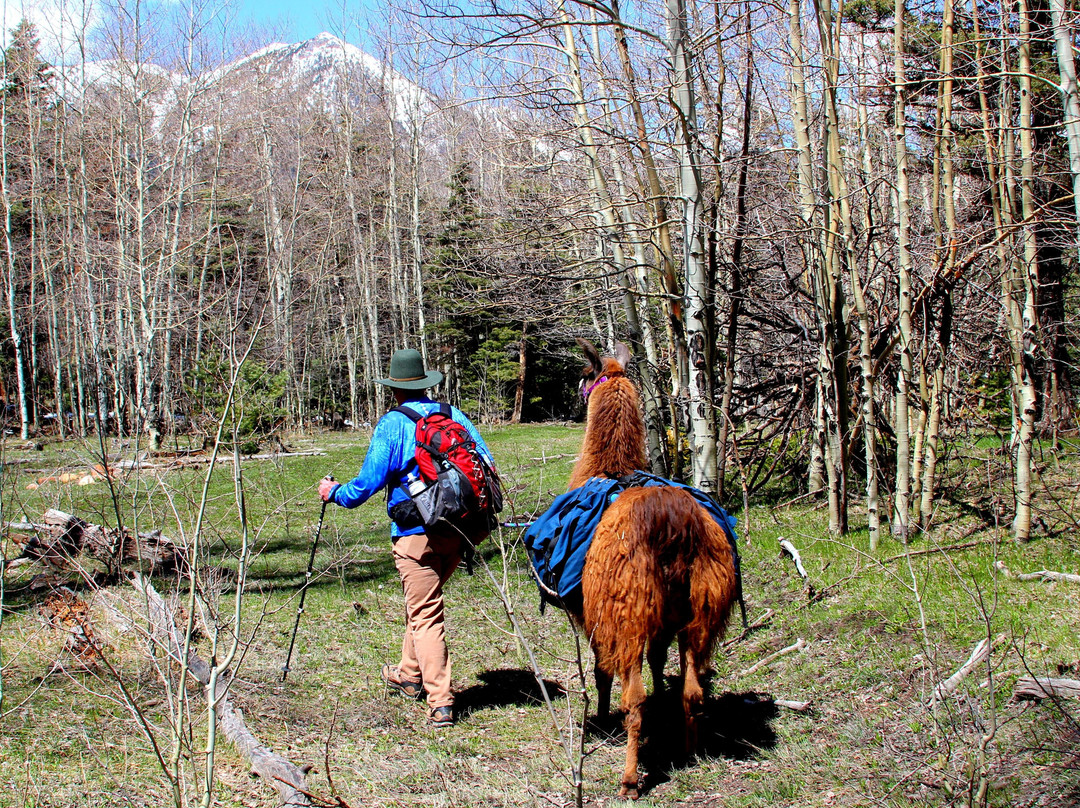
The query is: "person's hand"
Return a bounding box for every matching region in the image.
[318,475,338,502]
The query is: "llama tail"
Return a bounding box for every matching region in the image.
[582,487,694,668]
[583,487,738,670]
[683,501,739,658]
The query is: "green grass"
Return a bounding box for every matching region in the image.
[1,425,1078,807]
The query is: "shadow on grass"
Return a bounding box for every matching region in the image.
[455,668,567,718]
[590,686,780,797]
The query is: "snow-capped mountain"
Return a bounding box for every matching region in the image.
[205,33,432,124]
[61,33,433,129]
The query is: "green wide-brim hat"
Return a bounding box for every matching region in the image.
[375,349,444,390]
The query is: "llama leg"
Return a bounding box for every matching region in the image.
[595,662,613,719]
[618,665,646,799]
[680,640,704,755]
[646,635,672,695]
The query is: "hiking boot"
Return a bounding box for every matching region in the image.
[381,664,422,699]
[429,705,454,728]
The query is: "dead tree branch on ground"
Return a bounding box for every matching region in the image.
[929,635,1005,707]
[779,537,816,600]
[995,561,1080,584]
[1013,677,1080,700]
[739,638,807,677]
[130,574,313,807]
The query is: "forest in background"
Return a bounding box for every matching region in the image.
[1,0,1077,544]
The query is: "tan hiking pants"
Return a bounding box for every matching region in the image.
[392,531,462,710]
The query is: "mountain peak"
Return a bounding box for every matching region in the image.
[62,33,432,130]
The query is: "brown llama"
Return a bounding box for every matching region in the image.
[570,338,738,799]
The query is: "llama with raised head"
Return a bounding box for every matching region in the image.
[571,338,738,799]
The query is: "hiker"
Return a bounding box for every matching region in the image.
[318,348,495,728]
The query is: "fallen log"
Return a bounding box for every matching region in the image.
[5,509,186,575]
[131,574,313,807]
[995,561,1080,584]
[115,449,325,472]
[149,447,208,459]
[1013,677,1080,701]
[928,635,1005,707]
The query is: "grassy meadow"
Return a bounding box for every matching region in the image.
[0,423,1077,807]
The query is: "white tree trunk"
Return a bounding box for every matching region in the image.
[0,62,31,441]
[1051,0,1080,264]
[892,0,916,540]
[1012,0,1040,542]
[666,0,717,492]
[587,17,668,473]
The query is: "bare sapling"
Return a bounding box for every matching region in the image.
[475,532,588,808]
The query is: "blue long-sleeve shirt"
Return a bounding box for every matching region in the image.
[328,398,495,537]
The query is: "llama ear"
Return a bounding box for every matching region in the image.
[613,341,632,370]
[576,338,604,377]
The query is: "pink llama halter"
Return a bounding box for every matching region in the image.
[581,375,609,402]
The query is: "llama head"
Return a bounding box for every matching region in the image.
[576,338,632,400]
[569,337,647,487]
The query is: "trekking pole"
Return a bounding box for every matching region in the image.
[282,476,333,681]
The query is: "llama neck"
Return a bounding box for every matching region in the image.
[569,376,647,488]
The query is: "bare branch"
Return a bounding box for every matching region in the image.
[739,638,806,677]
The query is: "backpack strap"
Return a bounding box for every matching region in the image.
[391,404,423,423]
[391,402,454,422]
[389,405,423,483]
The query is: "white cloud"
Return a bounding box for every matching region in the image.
[0,0,102,63]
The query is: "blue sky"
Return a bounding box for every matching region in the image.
[233,0,350,43]
[230,0,384,48]
[1,0,384,62]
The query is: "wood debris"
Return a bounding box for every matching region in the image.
[27,463,111,489]
[114,449,325,472]
[41,587,101,670]
[995,561,1080,584]
[779,537,816,600]
[6,509,186,575]
[928,635,1005,707]
[740,638,807,677]
[130,574,313,807]
[1013,676,1080,700]
[773,699,812,712]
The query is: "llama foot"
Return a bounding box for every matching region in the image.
[618,779,640,800]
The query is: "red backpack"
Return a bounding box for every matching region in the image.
[390,403,502,544]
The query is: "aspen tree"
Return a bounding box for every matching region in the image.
[718,3,752,503]
[0,30,32,440]
[919,0,956,529]
[586,13,668,472]
[788,0,827,499]
[334,45,381,421]
[667,0,718,492]
[384,40,410,347]
[892,0,916,540]
[853,31,881,549]
[1010,0,1041,542]
[608,0,689,474]
[813,0,851,534]
[1051,0,1080,264]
